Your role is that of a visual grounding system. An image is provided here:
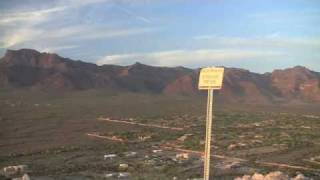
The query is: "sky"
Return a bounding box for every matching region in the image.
[0,0,319,72]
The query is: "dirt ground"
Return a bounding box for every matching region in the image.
[1,90,320,179]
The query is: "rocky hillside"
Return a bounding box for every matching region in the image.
[0,49,319,103]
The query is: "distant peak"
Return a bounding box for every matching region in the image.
[292,65,307,70]
[4,49,62,58]
[129,62,150,68]
[6,48,41,55]
[272,66,311,73]
[1,48,67,69]
[132,62,144,66]
[1,49,39,63]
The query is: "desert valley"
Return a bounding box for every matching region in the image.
[0,49,320,179]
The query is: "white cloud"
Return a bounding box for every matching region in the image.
[1,28,43,48]
[58,26,157,40]
[40,45,79,53]
[0,6,67,26]
[96,49,283,67]
[0,0,158,50]
[0,24,156,50]
[116,6,152,24]
[62,0,109,6]
[193,35,320,50]
[249,9,320,21]
[193,34,218,40]
[0,5,67,48]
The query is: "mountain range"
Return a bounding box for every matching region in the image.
[0,49,319,104]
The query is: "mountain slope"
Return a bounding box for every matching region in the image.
[271,66,320,101]
[0,49,191,92]
[164,68,276,103]
[0,49,319,103]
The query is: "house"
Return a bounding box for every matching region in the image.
[104,154,117,160]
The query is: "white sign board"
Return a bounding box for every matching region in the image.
[198,67,224,90]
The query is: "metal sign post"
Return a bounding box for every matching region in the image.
[198,67,224,180]
[204,88,213,180]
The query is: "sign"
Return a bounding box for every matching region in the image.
[198,67,224,90]
[198,67,224,180]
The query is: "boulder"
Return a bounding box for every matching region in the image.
[3,165,28,178]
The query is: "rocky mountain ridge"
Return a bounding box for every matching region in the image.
[1,49,319,103]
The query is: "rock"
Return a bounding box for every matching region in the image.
[11,174,31,180]
[264,171,289,180]
[3,165,28,178]
[251,173,264,180]
[292,173,311,180]
[235,175,251,180]
[22,174,31,180]
[234,171,311,180]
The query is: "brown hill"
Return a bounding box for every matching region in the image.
[271,66,320,102]
[164,68,276,103]
[0,49,191,92]
[0,49,319,103]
